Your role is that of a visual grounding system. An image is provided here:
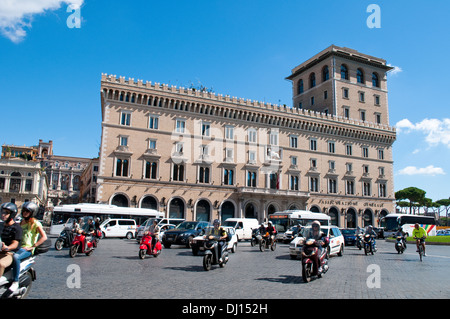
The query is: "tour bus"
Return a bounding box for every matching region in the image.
[49,203,163,235]
[379,213,437,237]
[268,210,331,240]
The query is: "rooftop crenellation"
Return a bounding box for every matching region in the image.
[100,73,396,133]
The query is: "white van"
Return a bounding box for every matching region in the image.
[222,218,259,241]
[100,218,137,239]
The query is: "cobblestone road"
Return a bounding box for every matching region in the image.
[28,237,450,299]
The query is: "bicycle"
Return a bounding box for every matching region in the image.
[414,236,425,261]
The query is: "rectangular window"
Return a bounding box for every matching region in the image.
[269,130,278,146]
[290,135,298,148]
[116,158,129,177]
[328,179,337,194]
[323,91,328,100]
[201,122,210,137]
[346,163,353,173]
[247,171,257,187]
[310,177,319,192]
[359,92,365,102]
[378,149,384,160]
[343,88,349,99]
[223,169,234,185]
[120,136,128,146]
[346,144,353,156]
[363,182,371,196]
[344,107,350,119]
[248,129,257,143]
[176,119,186,133]
[379,183,387,198]
[198,166,210,184]
[328,141,335,153]
[310,139,317,151]
[310,96,315,106]
[291,156,297,166]
[25,179,33,192]
[149,115,159,129]
[172,164,184,181]
[362,147,369,158]
[374,95,380,105]
[248,151,256,163]
[120,112,131,126]
[360,110,366,121]
[145,161,158,179]
[225,126,234,140]
[346,180,355,195]
[148,140,157,150]
[290,175,299,191]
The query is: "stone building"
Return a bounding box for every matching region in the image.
[96,45,396,227]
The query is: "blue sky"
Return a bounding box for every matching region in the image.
[1,0,449,203]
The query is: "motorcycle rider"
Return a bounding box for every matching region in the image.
[266,221,276,245]
[364,225,378,252]
[394,228,407,249]
[148,220,160,251]
[305,221,328,273]
[204,219,227,262]
[0,203,22,279]
[9,202,47,294]
[80,217,95,251]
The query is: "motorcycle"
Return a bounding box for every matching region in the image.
[395,236,406,254]
[138,231,162,259]
[363,234,376,255]
[54,226,74,251]
[250,229,262,247]
[301,237,329,283]
[259,232,276,252]
[0,238,51,299]
[203,236,229,271]
[356,232,364,250]
[69,231,97,257]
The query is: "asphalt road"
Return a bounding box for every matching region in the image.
[28,236,450,300]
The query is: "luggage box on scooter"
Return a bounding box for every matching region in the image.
[34,238,51,255]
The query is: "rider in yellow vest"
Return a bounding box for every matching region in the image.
[412,223,427,257]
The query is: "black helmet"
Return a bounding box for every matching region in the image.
[213,219,220,225]
[22,201,38,218]
[1,202,18,222]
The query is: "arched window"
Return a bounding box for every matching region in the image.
[297,79,304,94]
[357,68,364,84]
[322,66,329,82]
[340,65,349,80]
[221,201,235,220]
[372,72,380,87]
[309,73,316,88]
[196,200,211,221]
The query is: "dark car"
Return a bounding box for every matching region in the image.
[162,221,210,248]
[340,228,357,246]
[373,227,385,239]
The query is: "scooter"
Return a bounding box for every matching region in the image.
[54,226,74,251]
[259,232,276,252]
[363,234,376,255]
[0,239,51,299]
[250,229,261,247]
[69,231,97,257]
[356,232,364,250]
[301,237,329,283]
[203,236,229,271]
[395,236,406,254]
[138,231,162,259]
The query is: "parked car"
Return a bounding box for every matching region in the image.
[222,218,259,241]
[135,223,176,242]
[340,228,357,246]
[191,226,238,256]
[100,218,137,239]
[281,225,302,243]
[437,229,450,236]
[162,221,210,248]
[289,225,344,259]
[135,217,185,240]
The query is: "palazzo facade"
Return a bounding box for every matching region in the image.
[97,45,396,228]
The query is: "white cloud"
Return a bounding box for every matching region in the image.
[0,0,83,43]
[395,118,450,148]
[398,165,445,176]
[387,64,403,76]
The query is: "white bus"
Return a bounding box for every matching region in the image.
[268,210,331,237]
[49,203,163,235]
[379,213,437,237]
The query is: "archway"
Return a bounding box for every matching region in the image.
[245,203,256,219]
[310,205,320,213]
[363,209,373,227]
[221,201,235,221]
[196,200,211,222]
[329,207,339,226]
[141,196,158,210]
[169,198,185,219]
[346,208,357,228]
[111,194,129,207]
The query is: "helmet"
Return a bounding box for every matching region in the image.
[213,219,220,225]
[1,202,18,222]
[22,201,38,219]
[311,220,321,231]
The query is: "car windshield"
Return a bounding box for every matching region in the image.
[341,229,356,235]
[176,221,198,230]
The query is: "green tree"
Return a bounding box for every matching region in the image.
[436,199,450,226]
[395,187,427,214]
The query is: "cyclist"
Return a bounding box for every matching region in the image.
[412,223,427,257]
